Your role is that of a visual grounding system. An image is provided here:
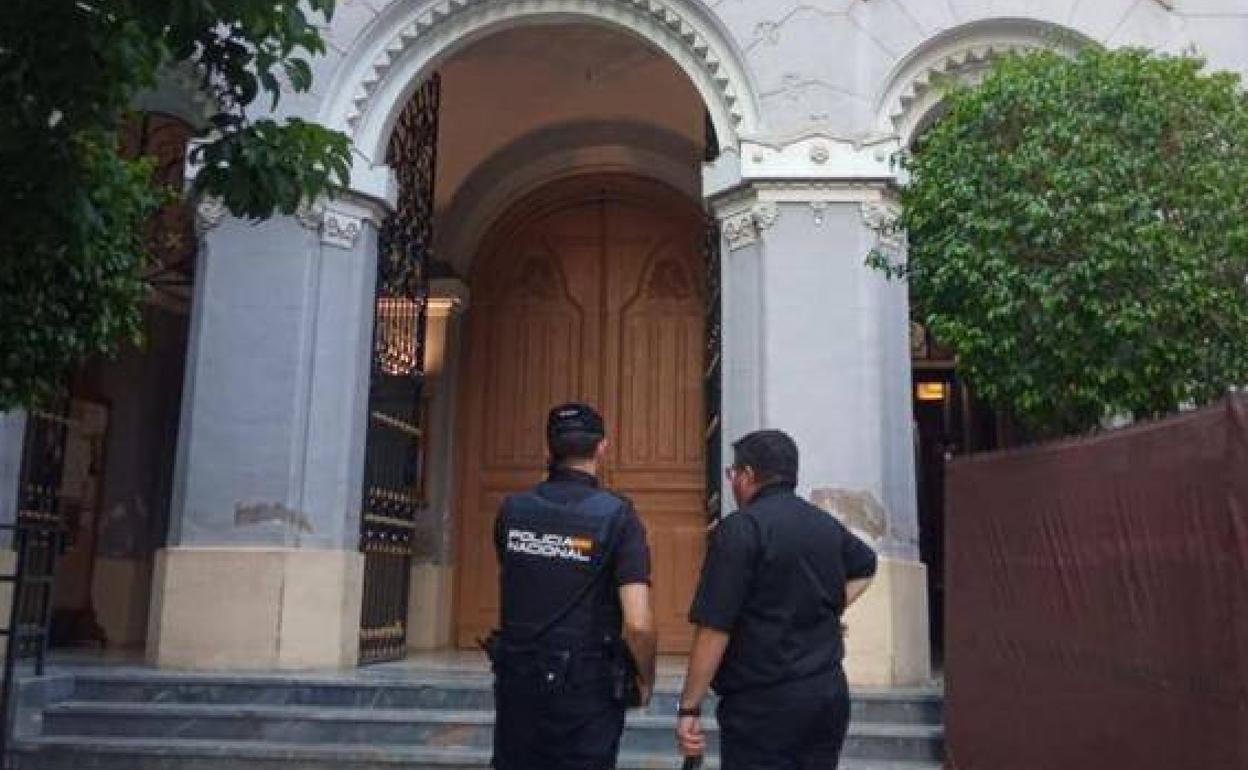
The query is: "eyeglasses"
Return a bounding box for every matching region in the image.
[724,465,746,480]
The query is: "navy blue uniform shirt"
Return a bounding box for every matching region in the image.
[688,482,878,695]
[494,468,652,588]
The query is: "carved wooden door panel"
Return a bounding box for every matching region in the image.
[455,177,705,653]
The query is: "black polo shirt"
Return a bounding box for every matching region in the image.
[494,468,652,588]
[688,483,878,695]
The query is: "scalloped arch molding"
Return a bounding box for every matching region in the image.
[325,0,760,162]
[877,19,1097,144]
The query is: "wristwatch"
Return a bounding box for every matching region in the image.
[677,704,702,718]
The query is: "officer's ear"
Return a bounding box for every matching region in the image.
[594,437,610,462]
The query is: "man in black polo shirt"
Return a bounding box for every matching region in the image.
[491,403,657,770]
[675,429,878,769]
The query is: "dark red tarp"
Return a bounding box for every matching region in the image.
[945,394,1248,770]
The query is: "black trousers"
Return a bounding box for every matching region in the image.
[716,667,851,770]
[493,656,626,770]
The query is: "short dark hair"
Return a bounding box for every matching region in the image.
[548,431,603,466]
[732,430,799,486]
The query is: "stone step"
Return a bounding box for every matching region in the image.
[13,736,946,770]
[69,671,944,726]
[41,702,944,764]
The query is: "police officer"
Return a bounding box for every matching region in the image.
[490,402,658,770]
[675,430,878,769]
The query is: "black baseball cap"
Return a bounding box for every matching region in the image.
[547,402,605,440]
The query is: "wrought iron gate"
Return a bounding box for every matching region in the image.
[358,74,441,664]
[1,399,70,759]
[703,113,723,522]
[703,217,723,521]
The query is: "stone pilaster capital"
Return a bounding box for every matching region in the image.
[710,176,904,241]
[715,200,782,252]
[860,199,906,255]
[317,188,395,251]
[294,199,324,231]
[302,153,400,251]
[193,195,228,234]
[191,188,391,252]
[320,207,364,250]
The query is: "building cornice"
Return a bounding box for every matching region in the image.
[704,134,902,206]
[710,178,899,215]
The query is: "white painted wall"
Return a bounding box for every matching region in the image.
[289,0,1248,158]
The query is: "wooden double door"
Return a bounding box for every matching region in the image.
[454,175,707,652]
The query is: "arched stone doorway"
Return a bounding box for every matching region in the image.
[453,174,708,653]
[359,21,722,657]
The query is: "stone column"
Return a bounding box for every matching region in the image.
[147,193,388,670]
[710,148,930,686]
[406,278,469,652]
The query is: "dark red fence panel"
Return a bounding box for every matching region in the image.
[945,395,1248,770]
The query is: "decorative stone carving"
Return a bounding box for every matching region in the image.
[732,135,898,185]
[722,210,759,251]
[753,203,779,231]
[710,179,915,250]
[876,20,1094,144]
[859,201,896,232]
[322,208,364,250]
[194,195,227,233]
[295,199,324,232]
[721,204,782,252]
[860,200,905,256]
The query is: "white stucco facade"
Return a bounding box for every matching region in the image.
[112,0,1248,679]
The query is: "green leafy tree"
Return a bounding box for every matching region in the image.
[872,47,1248,437]
[0,0,352,409]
